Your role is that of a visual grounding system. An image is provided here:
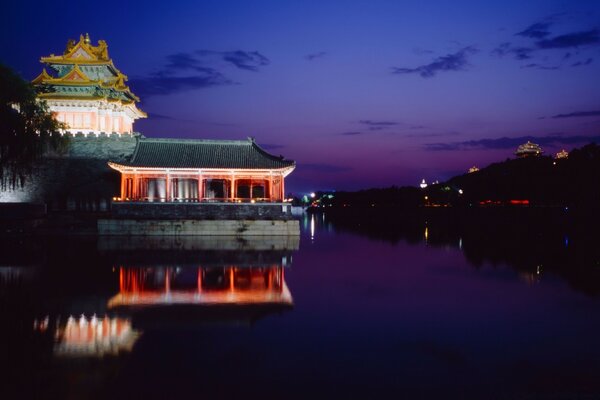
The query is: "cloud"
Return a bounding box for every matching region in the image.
[492,43,534,60]
[521,63,559,70]
[305,51,327,61]
[358,119,399,131]
[130,49,269,98]
[536,30,600,49]
[301,163,352,173]
[516,22,552,39]
[392,46,478,78]
[551,110,600,119]
[425,134,600,151]
[571,58,593,67]
[131,73,234,98]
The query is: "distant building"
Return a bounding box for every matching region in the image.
[32,33,146,136]
[468,166,479,173]
[515,141,543,158]
[555,149,569,159]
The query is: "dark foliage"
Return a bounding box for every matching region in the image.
[0,64,68,189]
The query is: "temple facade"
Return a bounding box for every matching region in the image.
[32,33,146,136]
[109,137,295,203]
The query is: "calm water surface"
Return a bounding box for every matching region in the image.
[2,212,600,399]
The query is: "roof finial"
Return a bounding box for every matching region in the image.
[84,33,91,44]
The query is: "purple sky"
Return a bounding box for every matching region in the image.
[2,0,600,193]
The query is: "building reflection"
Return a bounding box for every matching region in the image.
[34,314,139,358]
[108,265,292,309]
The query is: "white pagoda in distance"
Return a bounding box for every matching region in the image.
[515,141,543,158]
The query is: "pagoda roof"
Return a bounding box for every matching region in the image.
[40,33,112,65]
[110,137,295,171]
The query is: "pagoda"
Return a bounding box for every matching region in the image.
[515,141,543,158]
[32,33,146,135]
[555,149,569,159]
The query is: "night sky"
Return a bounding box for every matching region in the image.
[2,0,600,193]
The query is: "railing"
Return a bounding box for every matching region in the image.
[113,197,282,203]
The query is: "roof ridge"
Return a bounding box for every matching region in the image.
[139,137,252,145]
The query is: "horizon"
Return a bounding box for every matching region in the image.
[2,0,600,193]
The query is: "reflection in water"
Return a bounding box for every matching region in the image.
[321,208,600,295]
[34,315,139,357]
[109,266,291,308]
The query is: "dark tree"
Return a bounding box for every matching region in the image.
[0,64,68,188]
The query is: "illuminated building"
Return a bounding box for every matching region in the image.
[468,166,479,173]
[108,137,295,202]
[555,149,569,159]
[32,33,146,135]
[515,141,543,158]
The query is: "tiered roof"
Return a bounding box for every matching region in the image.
[110,137,296,172]
[515,141,543,157]
[32,34,145,116]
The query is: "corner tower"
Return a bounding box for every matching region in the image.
[32,33,146,136]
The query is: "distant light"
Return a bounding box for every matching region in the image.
[458,189,463,195]
[310,192,316,198]
[424,196,428,201]
[420,179,428,189]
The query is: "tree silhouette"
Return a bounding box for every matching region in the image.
[0,64,68,189]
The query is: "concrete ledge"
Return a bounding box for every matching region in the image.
[111,202,295,220]
[98,219,300,236]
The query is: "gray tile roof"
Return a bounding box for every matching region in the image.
[120,137,295,170]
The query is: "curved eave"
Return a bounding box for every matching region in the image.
[108,162,296,177]
[41,56,115,66]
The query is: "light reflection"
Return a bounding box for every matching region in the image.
[109,265,292,308]
[310,213,315,241]
[34,314,140,358]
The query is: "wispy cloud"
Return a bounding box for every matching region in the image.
[305,51,327,61]
[571,58,593,67]
[425,134,600,151]
[392,46,478,78]
[131,73,234,98]
[516,22,552,39]
[492,43,534,60]
[551,110,600,119]
[130,49,269,98]
[197,50,270,71]
[536,30,600,49]
[521,63,559,70]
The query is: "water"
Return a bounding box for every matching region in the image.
[2,211,600,399]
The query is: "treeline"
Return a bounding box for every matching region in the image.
[311,142,600,209]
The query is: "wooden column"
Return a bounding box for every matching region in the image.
[231,175,236,201]
[132,173,138,200]
[165,173,171,202]
[281,174,285,201]
[197,173,203,201]
[120,174,126,200]
[269,175,273,201]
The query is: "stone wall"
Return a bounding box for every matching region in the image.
[98,219,300,236]
[111,202,295,220]
[0,134,138,210]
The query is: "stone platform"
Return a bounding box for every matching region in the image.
[98,219,300,236]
